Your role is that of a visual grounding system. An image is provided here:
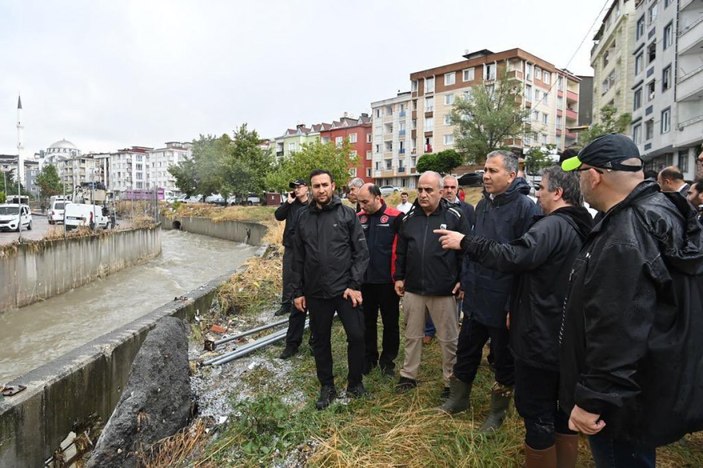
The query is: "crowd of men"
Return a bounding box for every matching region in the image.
[272,135,703,468]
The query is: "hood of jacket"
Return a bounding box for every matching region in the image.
[552,205,594,241]
[309,195,342,213]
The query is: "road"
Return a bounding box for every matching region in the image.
[0,214,131,245]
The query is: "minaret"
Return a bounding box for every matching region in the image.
[16,95,25,185]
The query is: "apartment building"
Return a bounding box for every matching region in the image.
[320,114,373,182]
[370,92,414,187]
[145,142,193,193]
[630,0,702,178]
[273,123,331,159]
[411,49,581,167]
[591,0,638,121]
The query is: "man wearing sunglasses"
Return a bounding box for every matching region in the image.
[560,133,703,467]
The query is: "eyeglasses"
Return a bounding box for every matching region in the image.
[576,165,605,174]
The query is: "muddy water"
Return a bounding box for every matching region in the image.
[0,230,259,383]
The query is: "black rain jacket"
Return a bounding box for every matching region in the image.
[274,197,308,247]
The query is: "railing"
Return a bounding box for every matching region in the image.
[679,14,703,36]
[678,64,703,83]
[678,115,703,129]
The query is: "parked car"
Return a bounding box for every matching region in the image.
[0,204,32,231]
[243,193,261,206]
[48,197,67,224]
[458,172,484,187]
[64,203,108,231]
[379,185,400,197]
[205,193,225,204]
[182,194,203,204]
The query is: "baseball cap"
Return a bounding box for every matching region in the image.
[289,178,307,188]
[562,133,642,172]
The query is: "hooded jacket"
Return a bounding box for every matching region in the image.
[274,197,309,247]
[358,201,401,284]
[461,177,541,328]
[560,180,703,447]
[395,198,469,296]
[291,196,369,299]
[461,205,593,370]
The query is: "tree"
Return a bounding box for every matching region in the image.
[451,71,531,165]
[265,140,356,192]
[169,157,199,196]
[36,164,64,200]
[222,124,273,198]
[416,149,464,175]
[579,105,632,145]
[524,144,558,176]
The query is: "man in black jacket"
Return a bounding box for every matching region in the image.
[436,166,592,468]
[274,178,310,359]
[560,134,703,466]
[394,171,469,395]
[453,150,540,433]
[291,169,370,410]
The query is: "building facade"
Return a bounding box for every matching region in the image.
[320,114,373,183]
[370,92,415,187]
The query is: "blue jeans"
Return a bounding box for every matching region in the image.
[588,433,655,468]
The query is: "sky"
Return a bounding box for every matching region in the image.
[0,0,610,156]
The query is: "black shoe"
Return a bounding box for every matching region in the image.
[380,365,395,378]
[362,361,377,375]
[395,376,418,392]
[347,382,369,398]
[440,386,451,401]
[274,304,291,316]
[278,345,298,359]
[316,385,337,410]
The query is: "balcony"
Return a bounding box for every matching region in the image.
[677,65,703,101]
[565,109,578,121]
[565,131,578,140]
[566,90,578,102]
[679,15,703,55]
[677,114,703,146]
[556,109,563,117]
[556,128,563,136]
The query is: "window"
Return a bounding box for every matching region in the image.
[349,133,357,143]
[349,168,357,177]
[636,16,645,40]
[444,134,454,145]
[662,65,671,91]
[542,92,548,105]
[633,124,642,144]
[542,113,548,125]
[350,150,358,158]
[679,150,689,172]
[663,22,673,49]
[534,89,541,101]
[543,72,551,85]
[648,2,658,25]
[526,63,533,81]
[525,84,533,101]
[634,87,642,110]
[485,64,496,80]
[366,168,372,178]
[444,72,455,86]
[335,136,343,147]
[425,96,434,112]
[556,115,563,127]
[661,108,671,133]
[532,110,540,121]
[375,108,381,118]
[647,80,656,101]
[425,77,434,93]
[557,75,564,91]
[424,117,434,130]
[444,94,454,105]
[289,142,297,152]
[647,42,656,64]
[635,53,644,75]
[444,114,452,125]
[665,0,672,7]
[366,134,372,143]
[463,67,475,81]
[411,80,418,92]
[375,144,381,153]
[375,162,381,171]
[535,66,542,81]
[645,119,654,140]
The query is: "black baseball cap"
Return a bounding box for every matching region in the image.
[289,178,307,188]
[562,133,642,172]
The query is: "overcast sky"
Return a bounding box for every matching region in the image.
[0,0,609,155]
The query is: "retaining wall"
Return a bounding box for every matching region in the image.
[0,244,267,468]
[163,216,267,245]
[0,227,162,310]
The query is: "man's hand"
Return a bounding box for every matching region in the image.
[434,229,465,250]
[394,280,405,297]
[287,192,295,204]
[293,296,306,312]
[568,405,606,435]
[452,282,463,300]
[343,288,363,307]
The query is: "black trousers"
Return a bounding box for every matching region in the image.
[453,317,514,386]
[361,283,400,371]
[281,246,295,304]
[307,296,365,388]
[284,307,308,349]
[514,360,574,449]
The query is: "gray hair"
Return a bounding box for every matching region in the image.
[419,170,444,188]
[540,165,582,206]
[348,177,364,189]
[487,150,518,174]
[443,175,458,185]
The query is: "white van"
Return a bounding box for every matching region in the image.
[0,204,32,232]
[64,203,108,231]
[48,196,67,224]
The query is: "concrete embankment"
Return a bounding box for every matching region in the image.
[163,215,267,245]
[0,226,162,310]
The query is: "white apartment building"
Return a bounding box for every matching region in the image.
[630,0,702,178]
[591,0,638,121]
[370,92,415,188]
[146,142,192,193]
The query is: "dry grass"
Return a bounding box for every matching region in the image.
[136,419,210,468]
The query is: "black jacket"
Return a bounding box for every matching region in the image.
[447,199,475,230]
[560,180,703,446]
[461,205,592,370]
[358,202,402,284]
[395,199,470,296]
[274,197,308,247]
[291,196,369,299]
[461,177,541,327]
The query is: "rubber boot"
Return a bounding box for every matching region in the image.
[479,382,513,432]
[439,376,472,415]
[524,443,557,468]
[554,433,579,468]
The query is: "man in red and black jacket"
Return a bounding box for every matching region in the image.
[356,183,402,377]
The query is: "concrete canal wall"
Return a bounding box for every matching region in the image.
[0,245,267,468]
[0,226,162,311]
[164,215,267,246]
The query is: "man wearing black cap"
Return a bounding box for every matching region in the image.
[274,178,310,359]
[560,133,703,466]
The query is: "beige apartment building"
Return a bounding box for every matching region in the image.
[591,0,638,122]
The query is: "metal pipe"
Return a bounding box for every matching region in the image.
[209,328,290,366]
[205,318,289,350]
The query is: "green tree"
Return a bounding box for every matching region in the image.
[524,145,558,176]
[168,157,199,196]
[450,71,531,165]
[578,105,632,145]
[36,164,63,201]
[416,149,463,175]
[222,124,273,199]
[266,140,356,192]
